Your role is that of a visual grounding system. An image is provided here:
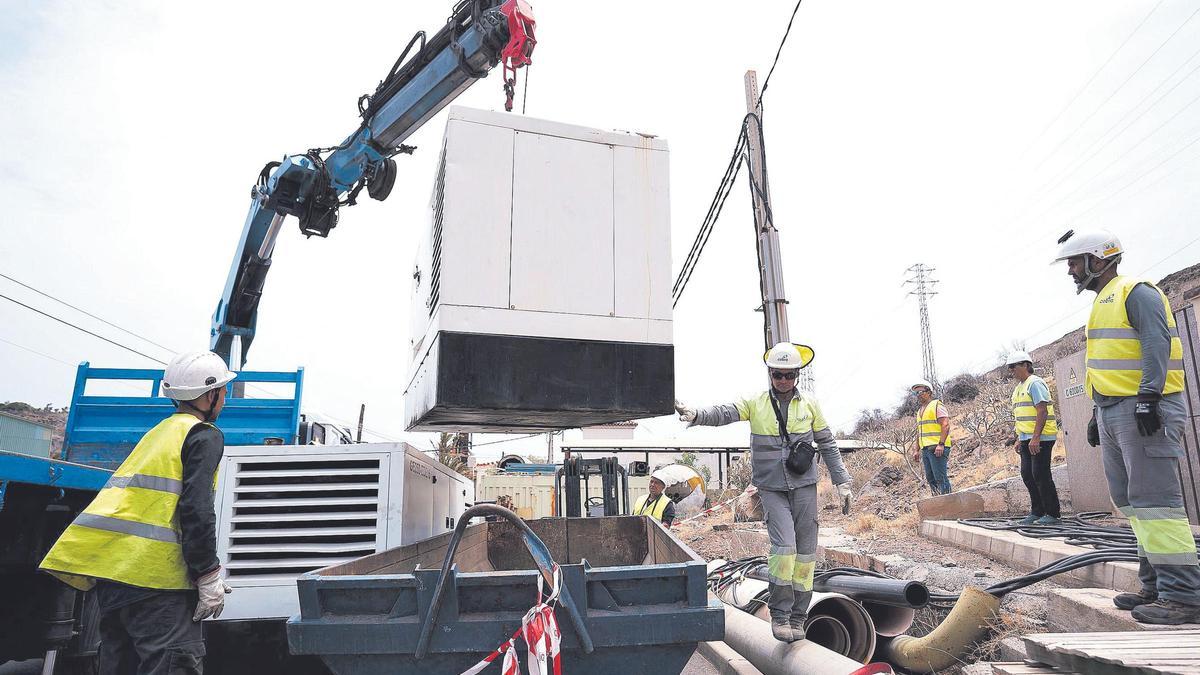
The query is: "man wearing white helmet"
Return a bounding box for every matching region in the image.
[910,380,953,495]
[633,473,676,526]
[1054,230,1199,624]
[675,342,852,643]
[40,351,237,672]
[1005,351,1061,526]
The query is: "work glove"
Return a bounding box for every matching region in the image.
[193,568,232,622]
[674,400,697,425]
[836,482,852,515]
[1135,394,1162,437]
[1086,409,1100,447]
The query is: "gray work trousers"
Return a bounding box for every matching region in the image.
[99,591,204,675]
[759,485,819,621]
[1098,393,1200,606]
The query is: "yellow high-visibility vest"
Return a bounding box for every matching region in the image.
[1011,375,1058,437]
[917,399,952,448]
[40,414,217,591]
[1086,275,1185,398]
[633,494,670,521]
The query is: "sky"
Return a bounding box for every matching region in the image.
[3,0,1200,460]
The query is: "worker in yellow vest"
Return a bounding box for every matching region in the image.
[1005,351,1061,526]
[632,474,676,526]
[40,351,237,673]
[675,342,852,643]
[1055,229,1199,625]
[910,380,952,495]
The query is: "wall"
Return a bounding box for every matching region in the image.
[0,412,52,458]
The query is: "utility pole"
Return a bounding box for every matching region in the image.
[546,431,554,464]
[904,263,941,392]
[744,70,812,392]
[356,403,365,443]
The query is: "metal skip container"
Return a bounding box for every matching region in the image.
[286,515,723,675]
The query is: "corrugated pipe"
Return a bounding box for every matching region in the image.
[880,586,1001,674]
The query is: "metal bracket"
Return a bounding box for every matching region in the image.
[48,465,63,485]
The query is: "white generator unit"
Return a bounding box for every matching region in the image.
[406,106,674,432]
[213,442,473,620]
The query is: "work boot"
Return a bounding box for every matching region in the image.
[789,614,807,642]
[1131,599,1200,625]
[1113,589,1157,611]
[770,617,796,642]
[1017,514,1039,525]
[1034,515,1061,525]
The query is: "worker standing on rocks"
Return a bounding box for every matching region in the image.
[675,342,852,643]
[910,381,953,495]
[40,351,237,673]
[633,473,676,526]
[1005,351,1062,526]
[1055,229,1200,625]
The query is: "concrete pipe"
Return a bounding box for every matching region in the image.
[881,586,1001,674]
[861,601,916,638]
[728,586,877,664]
[721,604,865,675]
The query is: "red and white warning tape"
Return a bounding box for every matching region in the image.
[460,566,563,675]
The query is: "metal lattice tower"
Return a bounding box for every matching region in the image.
[904,263,940,391]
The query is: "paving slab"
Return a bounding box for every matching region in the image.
[1045,588,1200,633]
[920,520,1141,593]
[1022,629,1200,674]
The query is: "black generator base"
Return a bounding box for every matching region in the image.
[405,332,674,432]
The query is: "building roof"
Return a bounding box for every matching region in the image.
[0,410,54,431]
[584,421,639,429]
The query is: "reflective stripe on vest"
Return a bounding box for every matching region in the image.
[1011,376,1058,436]
[1086,275,1185,398]
[633,494,670,521]
[39,413,214,591]
[917,399,952,448]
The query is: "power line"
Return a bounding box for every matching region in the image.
[471,432,544,448]
[1029,40,1200,209]
[1032,2,1200,172]
[0,335,76,367]
[0,292,166,365]
[0,272,175,354]
[1019,0,1167,159]
[756,0,804,110]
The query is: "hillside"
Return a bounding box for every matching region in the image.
[0,402,69,457]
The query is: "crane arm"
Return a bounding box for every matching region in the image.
[211,0,536,367]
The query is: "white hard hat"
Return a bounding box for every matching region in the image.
[161,351,237,401]
[1052,229,1123,264]
[910,379,933,392]
[764,342,815,370]
[1006,350,1033,366]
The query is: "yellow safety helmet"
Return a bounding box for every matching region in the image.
[764,342,815,370]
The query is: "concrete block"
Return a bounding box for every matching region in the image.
[997,636,1027,662]
[1045,588,1200,632]
[1109,561,1142,593]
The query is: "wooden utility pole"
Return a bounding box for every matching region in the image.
[743,70,790,349]
[744,70,811,392]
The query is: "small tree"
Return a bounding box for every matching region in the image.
[431,432,470,477]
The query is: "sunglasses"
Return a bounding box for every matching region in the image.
[771,371,798,380]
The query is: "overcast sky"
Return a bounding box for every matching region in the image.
[3,0,1200,460]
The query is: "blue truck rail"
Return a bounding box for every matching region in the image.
[60,362,304,470]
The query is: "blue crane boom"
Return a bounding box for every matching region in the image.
[211,0,535,368]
